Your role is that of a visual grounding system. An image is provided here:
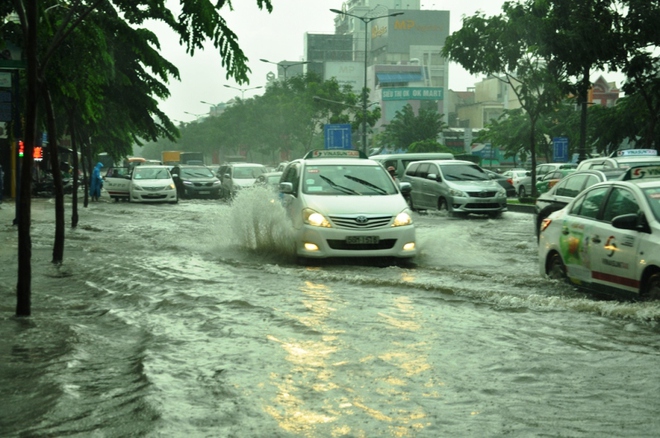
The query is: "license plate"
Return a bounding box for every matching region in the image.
[346,236,379,244]
[199,191,210,194]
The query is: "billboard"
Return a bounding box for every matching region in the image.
[324,61,364,90]
[371,10,450,53]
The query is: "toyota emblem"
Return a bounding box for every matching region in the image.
[356,215,368,224]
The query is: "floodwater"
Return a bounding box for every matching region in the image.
[1,189,660,437]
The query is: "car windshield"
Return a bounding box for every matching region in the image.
[233,166,266,179]
[182,168,214,178]
[441,164,489,181]
[302,164,397,196]
[133,168,170,180]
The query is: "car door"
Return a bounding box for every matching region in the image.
[560,186,610,284]
[587,186,642,294]
[417,163,435,209]
[103,166,130,200]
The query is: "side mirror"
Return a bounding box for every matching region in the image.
[526,171,531,176]
[279,182,294,194]
[427,173,440,182]
[612,212,650,233]
[398,181,412,195]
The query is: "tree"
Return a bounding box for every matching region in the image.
[6,0,274,316]
[442,3,568,195]
[379,104,446,152]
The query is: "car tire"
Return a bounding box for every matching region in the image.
[518,186,527,197]
[405,195,414,211]
[438,197,449,213]
[641,272,660,301]
[546,252,567,281]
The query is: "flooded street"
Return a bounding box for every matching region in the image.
[1,190,660,437]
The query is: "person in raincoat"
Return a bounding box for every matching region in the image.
[90,162,104,201]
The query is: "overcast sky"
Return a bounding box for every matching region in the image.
[154,1,622,123]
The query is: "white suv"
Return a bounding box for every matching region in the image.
[279,149,417,261]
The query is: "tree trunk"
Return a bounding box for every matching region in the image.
[43,86,65,264]
[70,120,79,228]
[16,0,39,317]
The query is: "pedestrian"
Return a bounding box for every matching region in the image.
[387,166,397,181]
[90,162,104,201]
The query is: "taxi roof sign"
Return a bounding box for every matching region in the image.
[616,149,658,157]
[623,165,660,180]
[304,149,368,159]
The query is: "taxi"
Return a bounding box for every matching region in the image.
[538,165,660,300]
[279,149,416,262]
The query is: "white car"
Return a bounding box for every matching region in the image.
[104,166,131,201]
[576,148,660,170]
[219,162,267,199]
[538,165,660,300]
[502,169,532,197]
[129,165,178,204]
[279,149,416,261]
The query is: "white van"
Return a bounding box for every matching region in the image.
[279,149,417,261]
[371,152,454,180]
[402,160,507,218]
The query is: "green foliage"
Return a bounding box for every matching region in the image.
[408,139,452,153]
[142,74,365,163]
[379,104,446,151]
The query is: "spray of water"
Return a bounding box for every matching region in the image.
[228,187,296,258]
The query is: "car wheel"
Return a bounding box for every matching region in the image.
[518,185,527,197]
[546,252,566,281]
[438,197,449,213]
[405,195,414,211]
[641,272,660,301]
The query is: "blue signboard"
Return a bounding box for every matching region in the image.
[324,124,352,150]
[553,137,569,162]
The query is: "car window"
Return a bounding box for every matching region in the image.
[570,186,608,219]
[233,166,265,179]
[302,164,396,196]
[440,164,489,181]
[182,168,214,178]
[133,168,170,180]
[405,162,419,176]
[602,187,639,222]
[282,163,300,194]
[556,175,587,197]
[417,163,431,179]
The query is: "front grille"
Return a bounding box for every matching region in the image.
[327,239,396,250]
[144,186,169,192]
[193,182,214,187]
[467,190,498,198]
[329,215,392,229]
[464,203,501,209]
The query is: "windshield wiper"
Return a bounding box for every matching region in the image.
[319,175,360,195]
[343,174,387,195]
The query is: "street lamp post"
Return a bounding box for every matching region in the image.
[260,59,311,81]
[330,9,403,154]
[223,85,263,99]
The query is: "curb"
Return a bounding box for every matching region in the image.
[507,203,536,214]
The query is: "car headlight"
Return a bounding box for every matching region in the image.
[132,184,143,191]
[448,187,468,197]
[303,208,332,228]
[496,188,506,197]
[213,180,221,186]
[392,209,413,227]
[183,181,193,186]
[169,183,176,189]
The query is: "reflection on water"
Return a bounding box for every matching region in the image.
[1,199,660,436]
